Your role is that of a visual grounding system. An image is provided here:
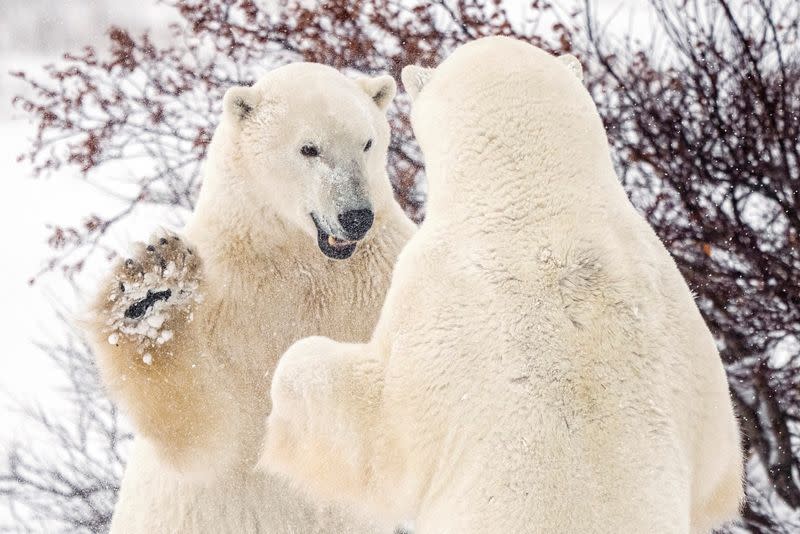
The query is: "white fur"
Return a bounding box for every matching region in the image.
[86,63,415,533]
[261,38,743,533]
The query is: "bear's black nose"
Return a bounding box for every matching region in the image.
[338,208,374,240]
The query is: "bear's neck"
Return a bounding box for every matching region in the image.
[423,128,628,239]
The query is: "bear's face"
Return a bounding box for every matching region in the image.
[222,63,396,260]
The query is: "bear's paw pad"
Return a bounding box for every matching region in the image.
[103,232,202,353]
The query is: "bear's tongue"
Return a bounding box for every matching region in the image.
[327,235,355,249]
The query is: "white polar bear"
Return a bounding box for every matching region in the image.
[85,63,415,533]
[261,37,743,534]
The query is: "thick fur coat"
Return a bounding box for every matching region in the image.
[261,38,743,533]
[86,63,415,533]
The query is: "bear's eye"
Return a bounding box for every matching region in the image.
[300,144,320,157]
[363,139,373,152]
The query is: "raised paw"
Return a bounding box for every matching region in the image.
[263,351,316,478]
[102,231,202,352]
[262,337,377,503]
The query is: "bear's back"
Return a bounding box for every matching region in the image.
[382,203,729,516]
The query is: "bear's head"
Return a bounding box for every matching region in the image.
[213,63,396,260]
[400,37,601,207]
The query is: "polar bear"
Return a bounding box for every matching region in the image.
[261,37,743,533]
[85,63,415,533]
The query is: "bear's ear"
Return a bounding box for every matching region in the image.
[558,54,583,82]
[401,65,434,101]
[357,74,397,112]
[223,85,258,121]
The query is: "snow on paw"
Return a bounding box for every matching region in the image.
[102,231,202,357]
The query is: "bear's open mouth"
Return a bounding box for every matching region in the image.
[311,214,358,260]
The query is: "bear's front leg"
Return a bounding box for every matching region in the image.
[86,231,235,470]
[262,336,385,507]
